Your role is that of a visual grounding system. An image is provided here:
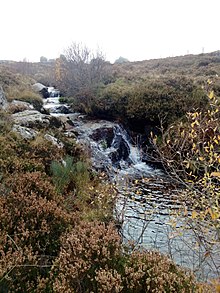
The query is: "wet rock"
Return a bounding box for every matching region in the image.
[109,139,130,165]
[47,105,71,114]
[32,83,49,98]
[90,127,114,147]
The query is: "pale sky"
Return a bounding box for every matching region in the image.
[0,0,219,63]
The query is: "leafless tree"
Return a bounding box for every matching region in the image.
[59,42,109,97]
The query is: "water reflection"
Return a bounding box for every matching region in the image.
[116,177,220,281]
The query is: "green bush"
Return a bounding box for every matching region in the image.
[50,156,89,194]
[70,76,207,131]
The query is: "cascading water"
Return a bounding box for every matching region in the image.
[109,125,156,182]
[73,122,156,180]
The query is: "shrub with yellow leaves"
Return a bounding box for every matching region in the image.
[150,83,220,281]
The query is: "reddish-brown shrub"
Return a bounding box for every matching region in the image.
[124,251,196,292]
[0,172,73,292]
[52,221,122,293]
[0,133,62,177]
[50,221,197,293]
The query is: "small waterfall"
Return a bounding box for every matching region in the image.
[73,121,155,179]
[112,125,141,164]
[110,125,153,180]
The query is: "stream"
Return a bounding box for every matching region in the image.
[44,97,220,281]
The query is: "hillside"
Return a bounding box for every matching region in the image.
[1,51,220,133]
[1,50,220,88]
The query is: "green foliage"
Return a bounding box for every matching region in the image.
[81,76,208,129]
[50,156,89,194]
[58,96,69,104]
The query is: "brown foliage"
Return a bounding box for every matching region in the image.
[52,221,121,293]
[124,251,196,292]
[0,172,72,292]
[0,132,62,177]
[51,221,197,293]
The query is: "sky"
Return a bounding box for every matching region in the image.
[0,0,219,63]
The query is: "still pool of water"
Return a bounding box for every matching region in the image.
[115,176,220,281]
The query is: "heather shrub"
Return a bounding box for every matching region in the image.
[6,102,31,114]
[50,221,198,293]
[0,172,72,292]
[0,132,62,177]
[51,221,123,293]
[123,251,196,292]
[0,172,71,255]
[0,111,12,134]
[0,233,23,280]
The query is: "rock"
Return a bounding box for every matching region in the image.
[47,105,71,114]
[12,125,38,139]
[109,139,130,165]
[12,110,62,129]
[6,100,34,113]
[12,125,64,149]
[44,134,64,148]
[90,127,114,147]
[32,83,47,92]
[32,83,49,98]
[0,86,7,109]
[57,115,75,131]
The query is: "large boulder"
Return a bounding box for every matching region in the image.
[32,83,47,92]
[89,126,114,147]
[12,110,62,129]
[0,86,7,109]
[32,83,49,98]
